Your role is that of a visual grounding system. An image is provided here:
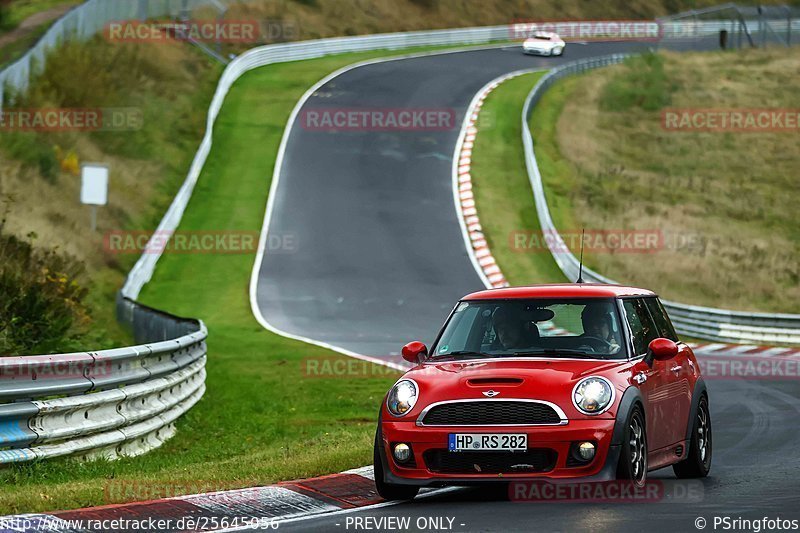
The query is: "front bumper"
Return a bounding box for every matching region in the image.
[523,47,556,55]
[379,419,619,487]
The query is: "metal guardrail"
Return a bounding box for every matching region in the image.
[657,3,800,47]
[521,55,800,346]
[0,298,206,463]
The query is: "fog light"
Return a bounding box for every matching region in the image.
[578,441,596,461]
[393,443,411,463]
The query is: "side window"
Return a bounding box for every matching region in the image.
[645,297,678,341]
[622,298,660,355]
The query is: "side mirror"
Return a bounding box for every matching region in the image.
[402,341,428,364]
[644,338,679,366]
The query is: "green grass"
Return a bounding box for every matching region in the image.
[0,43,522,515]
[0,1,80,68]
[0,22,47,68]
[470,71,566,287]
[526,77,584,245]
[534,49,800,313]
[0,1,78,30]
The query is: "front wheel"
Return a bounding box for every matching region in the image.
[374,427,419,501]
[673,395,712,478]
[617,406,647,487]
[553,46,564,56]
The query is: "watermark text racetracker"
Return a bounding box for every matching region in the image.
[509,19,662,41]
[509,229,715,256]
[300,108,457,132]
[104,19,298,43]
[104,230,296,255]
[105,480,240,501]
[0,355,112,380]
[662,109,800,133]
[302,356,400,379]
[699,356,800,381]
[510,480,704,504]
[0,108,142,132]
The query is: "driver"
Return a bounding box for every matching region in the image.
[580,304,621,352]
[492,307,539,351]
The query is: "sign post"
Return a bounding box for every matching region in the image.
[80,164,109,232]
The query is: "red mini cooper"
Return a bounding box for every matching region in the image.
[374,284,712,500]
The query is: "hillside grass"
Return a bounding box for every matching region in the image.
[0,1,79,67]
[222,0,796,42]
[548,48,800,313]
[0,1,78,31]
[1,38,224,351]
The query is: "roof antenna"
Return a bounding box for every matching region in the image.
[576,228,585,284]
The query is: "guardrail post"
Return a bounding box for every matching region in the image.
[137,0,148,22]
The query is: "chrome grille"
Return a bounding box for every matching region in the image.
[418,400,564,426]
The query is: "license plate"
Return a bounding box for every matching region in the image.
[448,433,527,452]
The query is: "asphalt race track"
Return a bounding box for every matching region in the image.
[272,379,800,532]
[254,38,718,360]
[251,40,800,532]
[253,41,654,360]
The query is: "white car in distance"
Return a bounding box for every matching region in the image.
[522,31,565,56]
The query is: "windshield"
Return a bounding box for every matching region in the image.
[431,298,626,360]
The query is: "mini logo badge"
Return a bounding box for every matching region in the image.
[482,390,500,398]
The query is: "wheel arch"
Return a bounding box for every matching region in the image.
[611,386,646,446]
[683,377,708,443]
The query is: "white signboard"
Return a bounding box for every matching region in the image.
[80,164,109,206]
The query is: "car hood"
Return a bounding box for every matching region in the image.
[403,358,631,417]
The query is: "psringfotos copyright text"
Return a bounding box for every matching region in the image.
[695,516,799,532]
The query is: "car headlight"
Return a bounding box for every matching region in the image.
[387,379,418,417]
[572,376,614,415]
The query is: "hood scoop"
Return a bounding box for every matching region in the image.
[466,377,523,387]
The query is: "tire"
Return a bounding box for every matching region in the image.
[373,426,419,501]
[673,395,712,478]
[553,47,564,56]
[616,405,647,487]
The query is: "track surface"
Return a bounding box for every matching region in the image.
[251,40,800,532]
[254,41,652,359]
[274,379,800,532]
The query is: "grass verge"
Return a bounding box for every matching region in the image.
[544,49,800,313]
[470,71,566,286]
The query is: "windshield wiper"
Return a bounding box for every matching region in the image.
[433,350,492,360]
[512,349,600,359]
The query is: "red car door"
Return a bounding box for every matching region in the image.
[662,343,693,445]
[622,298,674,452]
[645,297,693,447]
